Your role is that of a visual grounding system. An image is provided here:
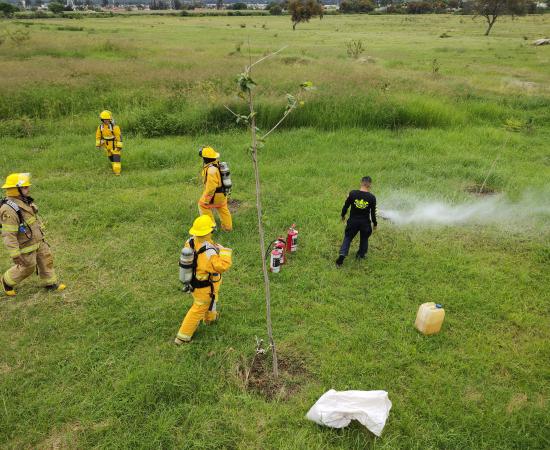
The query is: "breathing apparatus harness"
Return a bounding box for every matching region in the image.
[0,192,34,240]
[181,238,221,304]
[98,120,118,149]
[203,161,232,204]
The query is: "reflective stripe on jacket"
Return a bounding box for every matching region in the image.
[0,197,44,258]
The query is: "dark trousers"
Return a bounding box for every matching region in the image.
[339,218,372,258]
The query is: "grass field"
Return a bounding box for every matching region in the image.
[1,13,550,449]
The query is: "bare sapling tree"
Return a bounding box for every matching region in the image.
[473,0,526,36]
[225,48,314,378]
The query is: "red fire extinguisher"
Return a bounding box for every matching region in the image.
[270,247,282,273]
[286,224,298,253]
[275,238,286,264]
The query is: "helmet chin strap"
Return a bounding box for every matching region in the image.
[17,187,32,204]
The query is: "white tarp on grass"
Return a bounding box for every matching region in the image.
[306,390,392,436]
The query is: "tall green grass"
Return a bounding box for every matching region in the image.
[2,89,549,138]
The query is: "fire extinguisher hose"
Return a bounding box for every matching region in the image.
[265,240,279,262]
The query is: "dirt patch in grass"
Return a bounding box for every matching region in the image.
[281,56,311,65]
[237,349,310,401]
[506,393,528,413]
[36,421,112,449]
[0,362,14,374]
[38,422,83,450]
[465,184,497,196]
[464,386,483,403]
[228,198,247,213]
[357,56,377,64]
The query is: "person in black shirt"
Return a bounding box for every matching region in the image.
[336,176,378,267]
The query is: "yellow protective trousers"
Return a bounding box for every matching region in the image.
[176,285,220,342]
[96,123,123,175]
[3,241,58,287]
[198,201,233,232]
[107,150,122,175]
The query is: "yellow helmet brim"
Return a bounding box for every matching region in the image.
[188,225,214,236]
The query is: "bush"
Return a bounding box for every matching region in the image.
[150,0,170,10]
[228,2,248,9]
[386,4,404,13]
[14,10,51,18]
[433,1,448,13]
[525,1,545,13]
[181,1,203,9]
[406,1,433,14]
[340,0,374,13]
[48,2,65,13]
[0,2,19,17]
[265,2,283,16]
[346,39,364,59]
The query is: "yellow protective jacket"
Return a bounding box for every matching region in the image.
[185,237,232,296]
[96,122,123,153]
[199,163,227,208]
[0,197,45,258]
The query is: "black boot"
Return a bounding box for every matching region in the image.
[335,255,345,267]
[45,283,66,292]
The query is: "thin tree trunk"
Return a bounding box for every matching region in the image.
[248,90,279,378]
[485,15,497,36]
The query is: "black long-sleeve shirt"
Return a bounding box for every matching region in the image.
[341,190,377,226]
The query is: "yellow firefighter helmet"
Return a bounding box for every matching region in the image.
[189,215,216,237]
[2,173,32,189]
[199,146,220,159]
[99,110,113,120]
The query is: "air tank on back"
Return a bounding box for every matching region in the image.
[179,247,194,285]
[219,161,232,195]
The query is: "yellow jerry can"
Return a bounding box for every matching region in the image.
[415,302,445,335]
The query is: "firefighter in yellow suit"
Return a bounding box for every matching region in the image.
[95,110,123,175]
[1,173,66,297]
[175,215,232,344]
[198,146,233,231]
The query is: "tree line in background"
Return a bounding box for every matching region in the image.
[263,0,544,34]
[264,0,543,18]
[148,0,262,10]
[0,0,547,36]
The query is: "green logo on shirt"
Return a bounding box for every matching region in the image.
[354,199,369,209]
